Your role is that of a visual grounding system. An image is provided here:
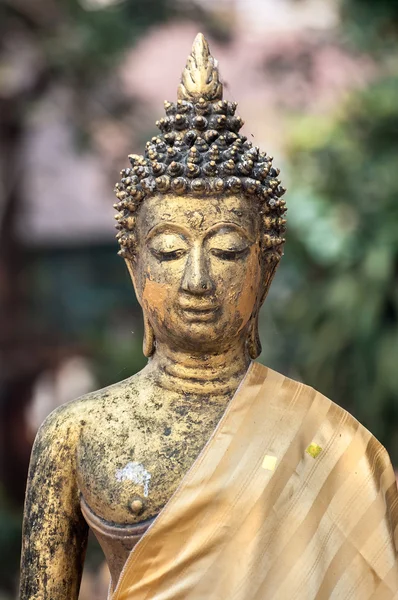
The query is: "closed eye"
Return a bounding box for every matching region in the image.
[150,248,187,262]
[210,248,249,261]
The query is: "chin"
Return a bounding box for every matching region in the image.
[176,322,239,352]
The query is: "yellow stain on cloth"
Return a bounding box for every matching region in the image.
[306,443,322,459]
[262,455,278,471]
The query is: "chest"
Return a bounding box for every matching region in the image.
[76,400,226,525]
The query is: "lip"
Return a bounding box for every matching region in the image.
[179,305,220,322]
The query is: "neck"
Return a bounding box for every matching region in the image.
[146,339,251,398]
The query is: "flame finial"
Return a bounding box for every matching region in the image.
[178,33,223,101]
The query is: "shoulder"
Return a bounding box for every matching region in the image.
[258,362,393,467]
[259,364,397,506]
[34,372,144,451]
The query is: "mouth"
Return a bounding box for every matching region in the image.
[179,304,220,322]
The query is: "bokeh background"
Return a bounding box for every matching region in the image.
[1,0,398,597]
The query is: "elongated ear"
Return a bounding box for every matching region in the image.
[247,258,280,359]
[143,313,156,357]
[124,259,156,357]
[247,309,261,359]
[124,258,141,302]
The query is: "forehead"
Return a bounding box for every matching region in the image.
[138,194,257,236]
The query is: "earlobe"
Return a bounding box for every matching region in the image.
[247,259,280,360]
[247,310,261,359]
[143,313,156,357]
[124,259,156,357]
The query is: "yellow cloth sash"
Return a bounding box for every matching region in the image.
[112,362,398,599]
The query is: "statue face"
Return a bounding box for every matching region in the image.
[128,194,263,353]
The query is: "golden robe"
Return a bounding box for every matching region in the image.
[112,362,398,599]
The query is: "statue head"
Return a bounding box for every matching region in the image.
[114,34,287,360]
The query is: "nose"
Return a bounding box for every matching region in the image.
[180,244,214,295]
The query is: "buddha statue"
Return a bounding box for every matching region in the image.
[20,34,398,600]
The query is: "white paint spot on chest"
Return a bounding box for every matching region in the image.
[115,462,152,497]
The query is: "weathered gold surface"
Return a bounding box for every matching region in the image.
[178,32,223,101]
[19,33,285,599]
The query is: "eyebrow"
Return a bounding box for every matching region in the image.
[204,222,254,243]
[145,222,191,243]
[145,221,254,243]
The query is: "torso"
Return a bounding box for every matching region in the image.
[75,370,231,525]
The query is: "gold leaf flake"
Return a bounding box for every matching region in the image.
[306,443,322,459]
[262,454,277,471]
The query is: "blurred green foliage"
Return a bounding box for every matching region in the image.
[27,246,147,385]
[341,0,398,51]
[261,0,398,462]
